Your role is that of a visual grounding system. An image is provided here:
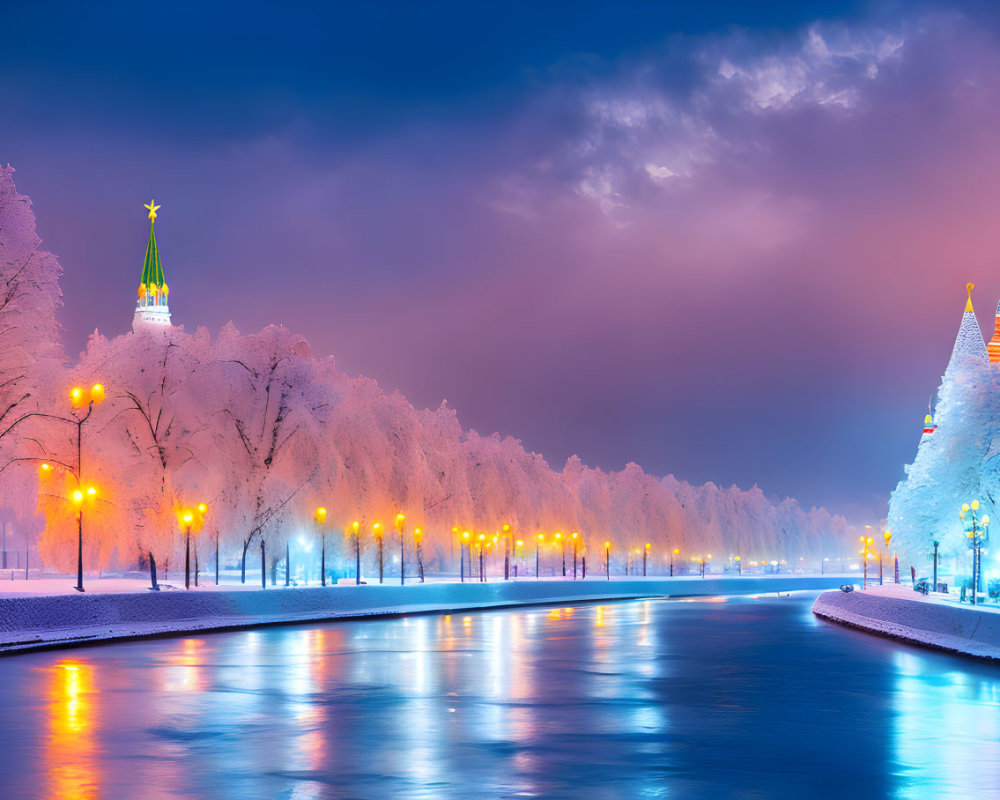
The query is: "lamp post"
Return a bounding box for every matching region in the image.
[414,527,425,582]
[556,532,566,577]
[373,522,384,583]
[180,503,208,590]
[604,541,611,581]
[315,507,327,586]
[66,383,105,592]
[643,543,650,577]
[536,533,544,579]
[735,555,741,575]
[477,533,486,582]
[395,513,406,586]
[960,501,989,605]
[886,531,899,584]
[502,523,511,580]
[572,531,579,579]
[671,548,678,577]
[700,556,705,579]
[859,535,876,589]
[68,485,98,592]
[351,520,361,584]
[515,539,523,578]
[933,540,939,592]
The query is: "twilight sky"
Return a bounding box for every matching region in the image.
[4,0,1000,521]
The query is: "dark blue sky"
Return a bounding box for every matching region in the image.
[4,0,998,522]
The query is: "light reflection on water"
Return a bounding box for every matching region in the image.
[0,594,998,798]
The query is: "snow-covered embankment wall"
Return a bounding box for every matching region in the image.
[813,588,1000,661]
[0,575,846,654]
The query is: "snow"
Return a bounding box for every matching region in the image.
[812,585,1000,660]
[0,574,849,653]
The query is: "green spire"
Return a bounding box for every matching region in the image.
[140,199,166,289]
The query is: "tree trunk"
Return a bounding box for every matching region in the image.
[149,552,159,591]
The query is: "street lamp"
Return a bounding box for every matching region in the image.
[604,541,611,581]
[960,501,989,605]
[478,533,486,582]
[502,523,511,580]
[461,530,470,581]
[643,543,650,577]
[414,527,425,582]
[67,383,105,592]
[351,520,361,584]
[179,503,208,590]
[68,484,99,592]
[671,547,679,577]
[315,507,327,586]
[571,531,579,579]
[556,532,565,577]
[859,535,876,589]
[395,513,406,586]
[373,522,384,583]
[515,539,524,578]
[536,533,544,579]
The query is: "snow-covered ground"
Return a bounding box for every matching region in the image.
[0,574,850,654]
[813,583,1000,660]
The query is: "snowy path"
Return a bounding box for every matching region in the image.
[813,584,1000,661]
[0,574,850,654]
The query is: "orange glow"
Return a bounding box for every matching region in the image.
[69,386,85,407]
[86,487,96,497]
[603,541,610,548]
[395,513,405,531]
[89,384,105,404]
[414,527,422,543]
[40,462,52,473]
[462,530,470,541]
[571,531,578,539]
[516,539,523,547]
[537,532,544,541]
[502,523,510,532]
[72,490,84,504]
[645,542,651,550]
[352,520,359,533]
[197,502,208,515]
[314,507,327,523]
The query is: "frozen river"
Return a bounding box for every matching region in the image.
[1,591,998,799]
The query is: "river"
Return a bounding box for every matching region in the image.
[0,591,997,799]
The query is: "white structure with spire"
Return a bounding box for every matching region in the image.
[133,199,172,331]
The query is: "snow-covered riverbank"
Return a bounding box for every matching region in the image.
[813,585,1000,661]
[0,575,849,654]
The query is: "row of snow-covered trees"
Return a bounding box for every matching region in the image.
[0,165,854,577]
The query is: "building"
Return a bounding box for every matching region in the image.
[132,200,172,331]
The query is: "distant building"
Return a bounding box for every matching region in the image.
[132,200,172,331]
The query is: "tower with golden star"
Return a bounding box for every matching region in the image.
[132,199,173,331]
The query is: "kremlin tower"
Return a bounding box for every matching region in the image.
[132,199,172,331]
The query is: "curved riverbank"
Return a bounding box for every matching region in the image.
[0,575,848,654]
[813,586,1000,661]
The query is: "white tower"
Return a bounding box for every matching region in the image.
[132,199,172,331]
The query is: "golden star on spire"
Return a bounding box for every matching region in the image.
[144,199,161,222]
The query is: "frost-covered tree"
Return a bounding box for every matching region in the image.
[206,324,331,581]
[0,167,65,518]
[889,290,995,567]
